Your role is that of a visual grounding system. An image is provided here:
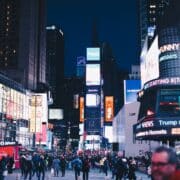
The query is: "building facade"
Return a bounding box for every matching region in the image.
[0,0,46,90]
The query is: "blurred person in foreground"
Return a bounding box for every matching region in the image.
[151,146,180,180]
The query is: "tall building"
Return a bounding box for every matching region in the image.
[0,0,46,90]
[46,25,64,108]
[139,0,170,49]
[134,0,180,145]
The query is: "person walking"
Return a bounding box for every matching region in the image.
[37,155,46,180]
[52,156,60,177]
[82,156,90,180]
[72,155,82,180]
[60,156,66,177]
[0,156,7,180]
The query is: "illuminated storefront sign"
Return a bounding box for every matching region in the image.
[144,77,180,90]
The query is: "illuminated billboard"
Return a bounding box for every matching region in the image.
[80,97,84,123]
[86,94,100,107]
[105,96,114,122]
[124,80,141,104]
[86,48,100,61]
[141,36,159,87]
[86,64,100,86]
[73,94,79,109]
[49,108,63,120]
[30,93,48,133]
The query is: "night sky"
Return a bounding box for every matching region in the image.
[47,0,139,76]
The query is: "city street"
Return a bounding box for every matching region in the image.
[5,169,150,180]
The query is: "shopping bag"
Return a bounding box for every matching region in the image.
[3,170,8,176]
[51,168,54,175]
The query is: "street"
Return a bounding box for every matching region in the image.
[5,169,150,180]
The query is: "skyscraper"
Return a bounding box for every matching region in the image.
[0,0,46,90]
[46,25,64,108]
[139,0,170,49]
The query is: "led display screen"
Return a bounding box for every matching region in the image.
[141,36,159,87]
[49,108,63,120]
[86,48,100,61]
[80,97,84,123]
[124,80,141,104]
[105,96,114,122]
[86,94,99,107]
[86,64,100,86]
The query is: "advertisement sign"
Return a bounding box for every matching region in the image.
[86,48,100,61]
[85,118,101,135]
[144,77,180,90]
[141,36,159,86]
[49,108,63,120]
[86,94,100,107]
[134,117,180,139]
[86,64,100,86]
[36,123,47,145]
[80,97,84,123]
[124,80,141,104]
[30,93,48,133]
[105,96,114,122]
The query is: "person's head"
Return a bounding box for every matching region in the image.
[151,146,177,180]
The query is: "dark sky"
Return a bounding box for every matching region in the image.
[47,0,139,76]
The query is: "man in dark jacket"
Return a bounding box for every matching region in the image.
[72,156,82,180]
[82,156,90,180]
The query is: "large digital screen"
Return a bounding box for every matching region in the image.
[86,64,100,86]
[86,48,100,61]
[124,80,141,104]
[86,94,99,107]
[141,36,159,87]
[49,108,63,120]
[80,97,84,123]
[105,96,114,122]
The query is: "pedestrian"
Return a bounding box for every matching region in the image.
[24,154,33,180]
[0,156,7,180]
[72,155,82,180]
[151,146,180,180]
[82,156,90,180]
[128,157,136,180]
[7,156,14,174]
[20,155,26,177]
[60,155,66,177]
[37,155,46,180]
[52,156,60,177]
[103,157,108,177]
[114,154,127,180]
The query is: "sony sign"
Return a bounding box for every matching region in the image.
[160,43,180,53]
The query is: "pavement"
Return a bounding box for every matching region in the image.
[5,169,150,180]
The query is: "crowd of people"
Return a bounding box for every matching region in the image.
[0,146,180,180]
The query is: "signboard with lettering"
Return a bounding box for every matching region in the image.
[134,117,180,139]
[144,77,180,90]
